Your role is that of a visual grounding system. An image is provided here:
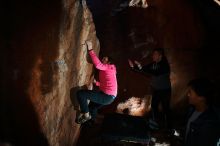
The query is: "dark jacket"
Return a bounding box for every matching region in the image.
[132,58,171,90]
[185,106,220,146]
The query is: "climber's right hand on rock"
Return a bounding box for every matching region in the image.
[85,40,93,51]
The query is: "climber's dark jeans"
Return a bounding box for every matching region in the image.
[76,90,115,119]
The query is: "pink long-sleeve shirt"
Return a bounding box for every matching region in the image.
[89,50,117,97]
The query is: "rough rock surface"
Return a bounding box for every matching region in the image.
[1,0,99,145]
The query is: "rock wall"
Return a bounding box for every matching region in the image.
[1,0,99,145]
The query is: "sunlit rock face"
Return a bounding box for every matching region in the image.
[1,0,99,145]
